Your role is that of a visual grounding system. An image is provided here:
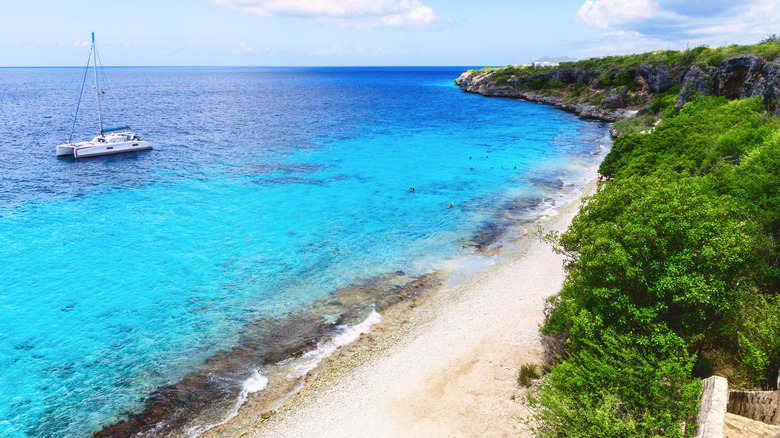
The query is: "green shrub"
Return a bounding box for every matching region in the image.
[519,43,780,435]
[600,96,766,177]
[733,294,780,388]
[611,115,658,136]
[550,175,763,337]
[518,363,540,387]
[555,94,780,392]
[477,39,780,90]
[569,82,587,98]
[648,85,681,114]
[707,53,725,67]
[529,323,700,437]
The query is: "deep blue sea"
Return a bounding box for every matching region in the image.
[0,67,611,437]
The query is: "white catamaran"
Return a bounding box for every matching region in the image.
[56,33,152,158]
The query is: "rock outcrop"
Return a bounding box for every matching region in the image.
[455,55,780,122]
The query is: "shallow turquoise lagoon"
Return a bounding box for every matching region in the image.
[0,67,611,436]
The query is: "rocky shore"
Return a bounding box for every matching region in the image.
[455,54,780,122]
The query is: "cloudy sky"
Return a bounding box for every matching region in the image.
[0,0,777,66]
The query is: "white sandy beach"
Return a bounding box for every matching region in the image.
[204,179,597,438]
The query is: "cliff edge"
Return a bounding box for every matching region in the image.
[455,55,780,122]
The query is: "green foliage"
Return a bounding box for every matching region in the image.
[554,176,762,337]
[733,294,780,387]
[761,34,780,44]
[599,96,768,178]
[611,115,658,136]
[598,68,632,87]
[534,93,780,432]
[690,45,710,57]
[569,82,587,98]
[559,39,780,70]
[472,39,780,94]
[469,64,559,80]
[518,363,540,387]
[529,323,700,437]
[648,85,681,114]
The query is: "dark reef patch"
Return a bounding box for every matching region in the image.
[92,271,442,437]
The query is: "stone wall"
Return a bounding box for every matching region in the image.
[697,376,729,438]
[728,391,780,426]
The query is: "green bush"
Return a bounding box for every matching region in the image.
[590,94,604,105]
[611,115,658,136]
[529,323,700,437]
[534,93,780,433]
[569,82,587,98]
[648,85,681,114]
[550,175,763,337]
[707,53,725,67]
[599,96,767,178]
[518,363,540,387]
[475,38,780,91]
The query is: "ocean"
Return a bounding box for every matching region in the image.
[0,66,611,437]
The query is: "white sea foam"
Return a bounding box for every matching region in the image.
[185,369,268,437]
[185,310,381,437]
[289,309,382,379]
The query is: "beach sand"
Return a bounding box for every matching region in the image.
[201,179,598,438]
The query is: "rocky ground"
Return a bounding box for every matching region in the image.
[455,55,780,122]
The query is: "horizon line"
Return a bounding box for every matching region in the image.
[0,64,488,69]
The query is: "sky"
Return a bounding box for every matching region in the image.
[0,0,778,66]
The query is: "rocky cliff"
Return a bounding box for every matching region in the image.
[455,55,780,122]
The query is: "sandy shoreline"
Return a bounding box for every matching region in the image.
[200,179,598,438]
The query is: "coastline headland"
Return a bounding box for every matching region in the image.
[455,54,780,123]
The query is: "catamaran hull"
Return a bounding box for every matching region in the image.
[57,140,152,158]
[56,144,75,156]
[74,140,152,158]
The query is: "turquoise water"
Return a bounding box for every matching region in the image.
[0,67,611,436]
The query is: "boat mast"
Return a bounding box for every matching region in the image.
[91,32,104,136]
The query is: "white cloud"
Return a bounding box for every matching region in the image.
[163,45,186,57]
[210,0,442,29]
[577,0,677,29]
[575,0,780,55]
[311,45,366,56]
[233,42,254,54]
[576,29,672,59]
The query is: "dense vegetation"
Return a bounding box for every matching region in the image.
[529,93,780,436]
[470,36,780,81]
[559,35,780,70]
[466,37,780,113]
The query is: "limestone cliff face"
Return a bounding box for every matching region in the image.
[455,55,780,121]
